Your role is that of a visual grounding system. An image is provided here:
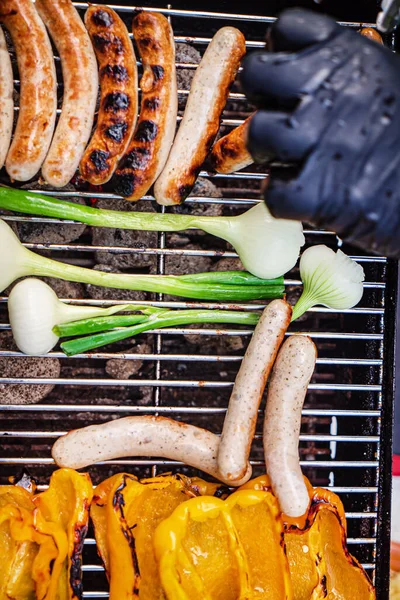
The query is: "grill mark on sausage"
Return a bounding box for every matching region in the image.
[113,172,138,197]
[103,91,130,112]
[221,138,239,158]
[123,147,151,169]
[151,65,164,81]
[91,9,114,27]
[134,120,158,142]
[144,97,161,111]
[178,184,193,202]
[92,33,111,52]
[101,64,128,82]
[89,149,110,173]
[93,33,124,54]
[105,121,128,142]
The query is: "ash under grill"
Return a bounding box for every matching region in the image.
[0,2,396,598]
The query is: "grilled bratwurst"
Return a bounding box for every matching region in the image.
[112,11,177,201]
[154,26,246,205]
[1,0,57,181]
[0,26,13,170]
[80,6,138,185]
[36,0,98,188]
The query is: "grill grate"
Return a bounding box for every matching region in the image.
[0,2,397,598]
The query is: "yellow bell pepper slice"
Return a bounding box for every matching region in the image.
[91,473,220,600]
[0,487,38,600]
[154,489,293,600]
[284,487,375,600]
[33,469,93,600]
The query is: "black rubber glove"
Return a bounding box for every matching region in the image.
[241,8,400,257]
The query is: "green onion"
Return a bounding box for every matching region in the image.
[0,219,284,302]
[291,245,365,321]
[60,309,261,356]
[0,186,304,279]
[54,311,164,337]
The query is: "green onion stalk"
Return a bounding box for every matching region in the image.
[0,186,305,279]
[57,308,261,356]
[0,218,284,302]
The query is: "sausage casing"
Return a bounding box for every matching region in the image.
[264,335,317,517]
[1,0,57,181]
[113,11,177,201]
[80,6,138,185]
[360,27,383,44]
[218,300,292,483]
[51,415,252,486]
[36,0,98,188]
[210,116,253,174]
[0,26,13,170]
[154,26,246,205]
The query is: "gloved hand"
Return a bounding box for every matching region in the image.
[241,8,400,257]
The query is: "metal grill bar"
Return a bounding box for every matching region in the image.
[0,458,381,468]
[0,406,382,417]
[0,431,381,442]
[0,378,384,390]
[0,351,384,365]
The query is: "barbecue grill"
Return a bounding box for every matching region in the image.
[0,1,397,598]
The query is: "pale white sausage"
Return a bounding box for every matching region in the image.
[218,299,292,483]
[36,0,98,188]
[0,26,13,170]
[264,335,317,517]
[52,415,252,487]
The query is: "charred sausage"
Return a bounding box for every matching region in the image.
[210,116,253,174]
[264,335,317,517]
[112,11,177,201]
[36,0,98,188]
[154,26,246,205]
[217,300,292,484]
[79,6,138,186]
[0,26,13,170]
[52,415,252,486]
[0,0,57,181]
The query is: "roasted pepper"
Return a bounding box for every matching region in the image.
[154,488,292,600]
[91,473,221,600]
[0,486,38,600]
[33,469,93,600]
[284,487,375,600]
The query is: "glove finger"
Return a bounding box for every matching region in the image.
[269,8,339,52]
[248,106,318,163]
[264,170,319,224]
[241,37,351,108]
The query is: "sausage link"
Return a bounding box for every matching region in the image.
[264,335,317,517]
[210,116,253,174]
[112,11,177,201]
[36,0,98,188]
[1,0,57,181]
[79,6,138,185]
[52,415,252,487]
[360,27,383,44]
[154,26,246,205]
[0,26,13,170]
[218,300,292,483]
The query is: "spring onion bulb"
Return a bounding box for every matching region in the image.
[0,219,285,302]
[291,245,365,321]
[0,187,305,279]
[8,279,145,355]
